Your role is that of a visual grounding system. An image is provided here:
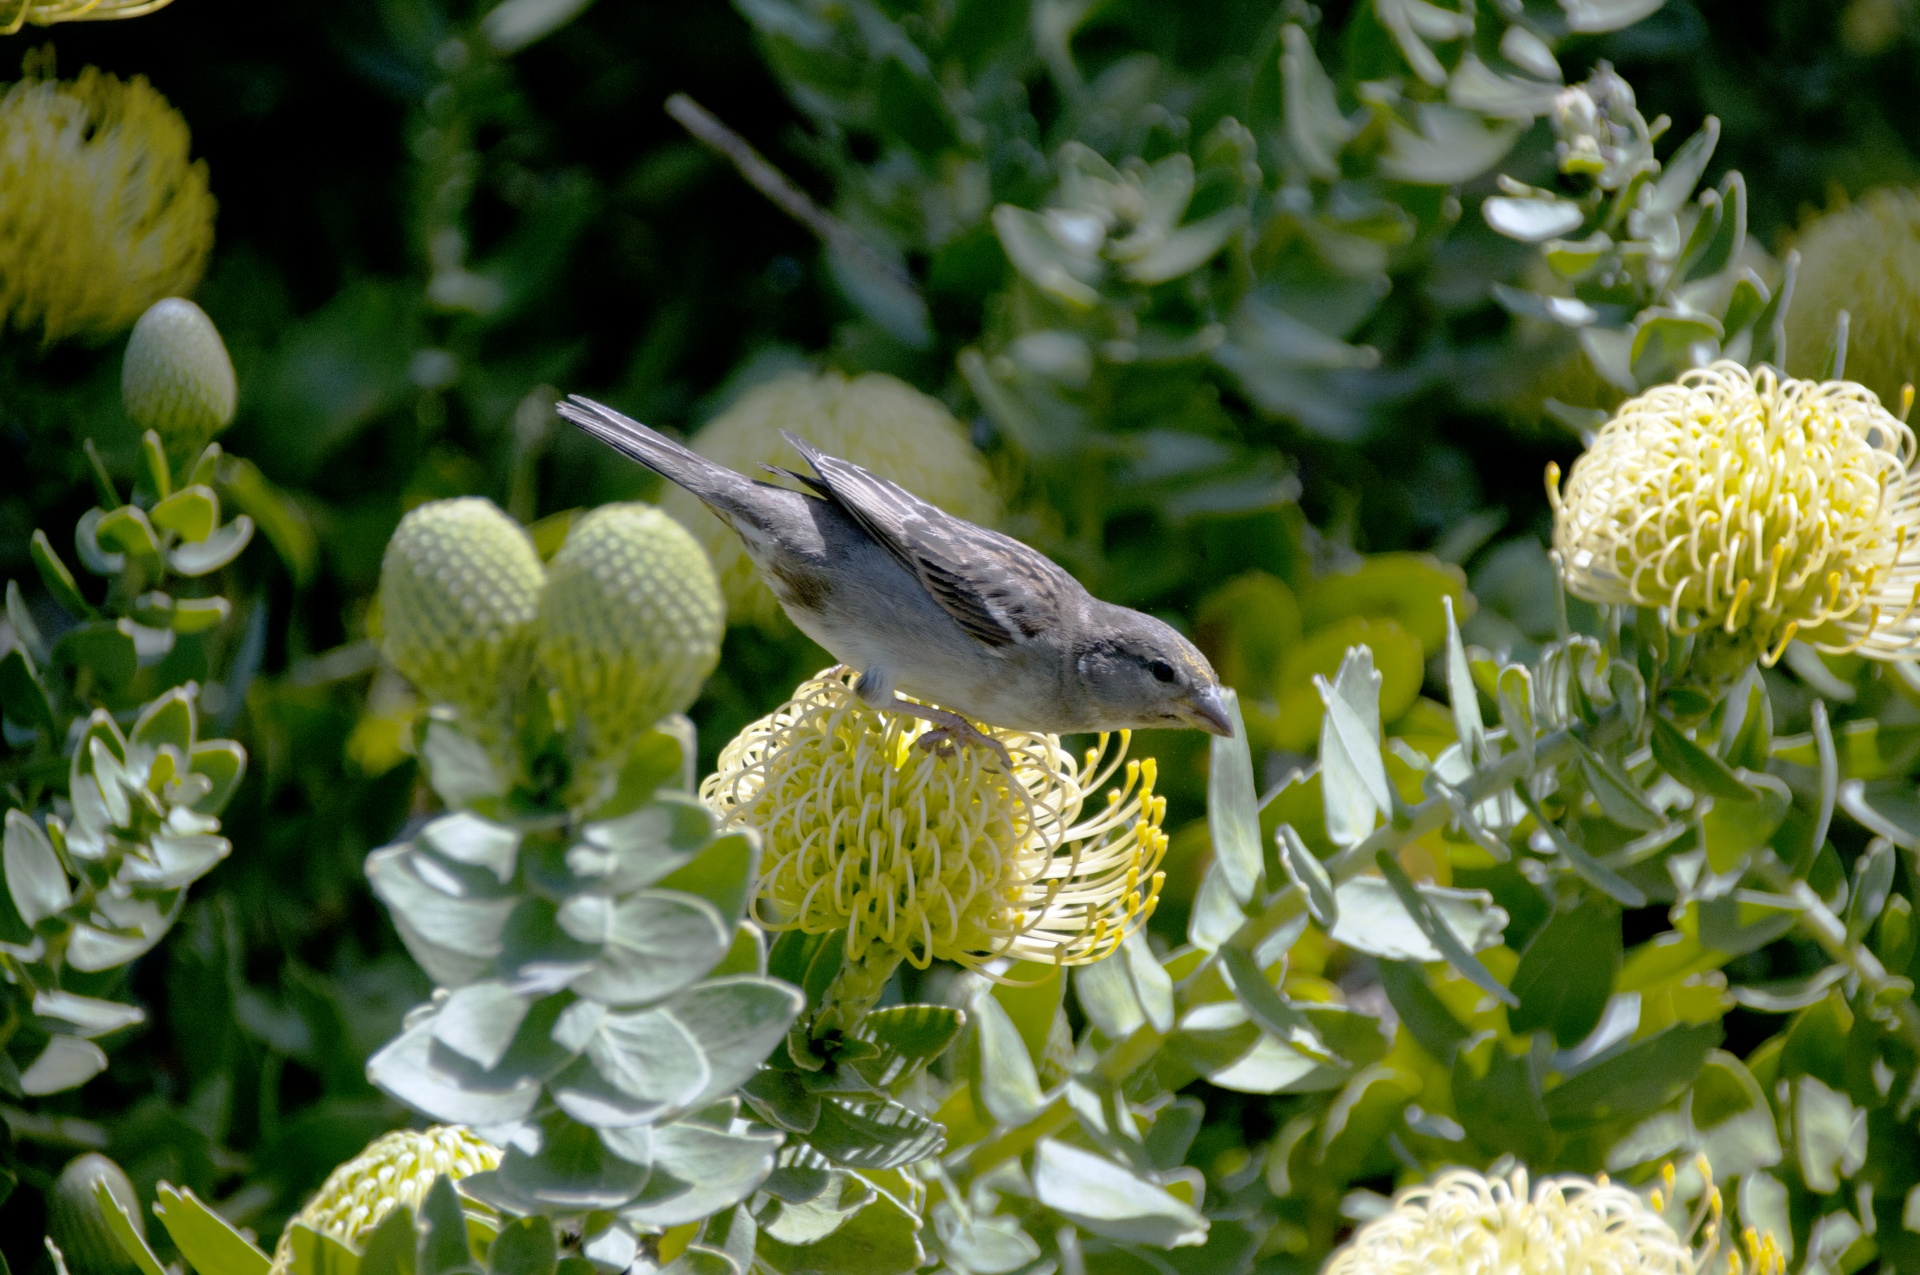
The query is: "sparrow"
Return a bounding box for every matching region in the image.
[556,396,1233,756]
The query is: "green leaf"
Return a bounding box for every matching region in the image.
[96,506,163,563]
[90,1180,167,1275]
[805,1097,946,1170]
[6,809,72,927]
[1701,772,1791,875]
[1509,906,1620,1047]
[1520,797,1647,907]
[1684,1051,1782,1179]
[1220,945,1335,1063]
[1543,1022,1723,1128]
[761,1188,924,1275]
[487,1221,557,1275]
[417,1177,477,1275]
[1030,1139,1206,1249]
[0,647,54,737]
[153,1184,271,1275]
[1328,875,1506,963]
[969,993,1044,1126]
[853,1005,963,1090]
[1318,646,1392,847]
[31,531,95,617]
[188,740,247,815]
[1207,689,1262,906]
[617,1121,783,1226]
[1375,852,1516,1007]
[1442,596,1483,761]
[169,517,255,577]
[1793,1074,1866,1194]
[51,622,138,690]
[1650,716,1753,801]
[1275,825,1335,928]
[654,831,758,924]
[1452,1035,1552,1165]
[289,1224,364,1275]
[561,889,731,1006]
[150,487,220,543]
[359,1208,417,1275]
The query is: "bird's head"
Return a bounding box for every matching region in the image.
[1075,606,1233,736]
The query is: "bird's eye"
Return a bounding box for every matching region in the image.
[1148,658,1178,684]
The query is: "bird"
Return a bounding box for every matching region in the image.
[555,396,1234,760]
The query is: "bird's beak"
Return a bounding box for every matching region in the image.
[1181,685,1234,737]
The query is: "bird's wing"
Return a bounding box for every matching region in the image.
[781,432,1077,649]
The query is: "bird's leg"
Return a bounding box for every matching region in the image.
[854,669,1013,771]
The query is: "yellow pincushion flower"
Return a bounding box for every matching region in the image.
[662,371,1002,629]
[703,668,1166,970]
[272,1126,500,1270]
[1784,188,1920,408]
[3,1,175,33]
[1548,361,1920,664]
[1324,1161,1782,1275]
[0,63,213,343]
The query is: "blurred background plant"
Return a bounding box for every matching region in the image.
[10,0,1920,1272]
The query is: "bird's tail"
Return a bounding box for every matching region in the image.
[557,396,760,519]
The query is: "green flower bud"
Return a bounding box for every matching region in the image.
[272,1126,500,1271]
[377,498,544,724]
[46,1153,144,1275]
[537,503,723,759]
[1786,187,1920,409]
[121,297,236,464]
[662,371,1000,628]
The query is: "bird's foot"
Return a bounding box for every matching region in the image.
[911,710,1014,773]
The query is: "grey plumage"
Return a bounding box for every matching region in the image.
[556,395,1233,741]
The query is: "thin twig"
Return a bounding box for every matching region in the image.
[664,92,916,293]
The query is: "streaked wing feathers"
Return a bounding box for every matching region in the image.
[779,432,1073,648]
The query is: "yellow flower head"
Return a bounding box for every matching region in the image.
[1548,361,1920,664]
[662,371,1001,629]
[272,1126,500,1269]
[1324,1162,1783,1275]
[3,2,175,34]
[703,668,1166,971]
[0,62,213,343]
[1784,187,1920,408]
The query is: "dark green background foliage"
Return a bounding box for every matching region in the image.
[8,0,1920,1271]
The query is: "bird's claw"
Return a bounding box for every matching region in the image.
[917,721,1014,772]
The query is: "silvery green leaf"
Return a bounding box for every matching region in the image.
[1280,25,1349,178]
[1738,1174,1792,1265]
[66,920,168,973]
[19,1034,108,1095]
[168,516,254,576]
[577,797,713,892]
[654,832,758,926]
[31,991,144,1038]
[936,1206,1038,1275]
[188,740,247,815]
[992,206,1101,307]
[366,1017,544,1126]
[1030,1138,1206,1248]
[1276,825,1335,928]
[1123,928,1175,1033]
[581,1218,639,1274]
[1119,209,1244,286]
[1187,858,1246,951]
[563,890,730,1006]
[132,686,196,753]
[421,717,507,807]
[75,508,126,575]
[760,1171,872,1245]
[828,239,932,350]
[1683,1051,1781,1179]
[852,1004,964,1090]
[481,1113,653,1211]
[1442,597,1483,759]
[1559,0,1664,32]
[1489,283,1597,327]
[366,843,514,987]
[1327,876,1507,961]
[1220,946,1335,1063]
[1207,688,1261,906]
[615,1122,783,1226]
[1375,851,1517,1008]
[132,831,230,889]
[484,1219,556,1275]
[1177,1006,1324,1095]
[1317,647,1392,848]
[417,1175,478,1275]
[668,976,805,1106]
[422,814,520,886]
[152,1183,273,1275]
[805,1097,945,1170]
[432,981,531,1071]
[1380,106,1522,185]
[971,992,1045,1126]
[1845,838,1895,942]
[286,1225,360,1275]
[1648,117,1721,217]
[6,809,71,926]
[579,1005,709,1117]
[1496,664,1534,765]
[1448,55,1559,120]
[1794,1074,1867,1194]
[1075,952,1144,1040]
[481,0,595,53]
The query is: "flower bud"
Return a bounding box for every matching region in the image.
[122,297,237,463]
[272,1127,500,1270]
[1785,186,1920,409]
[663,371,1000,628]
[46,1153,144,1275]
[537,503,723,759]
[377,498,545,722]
